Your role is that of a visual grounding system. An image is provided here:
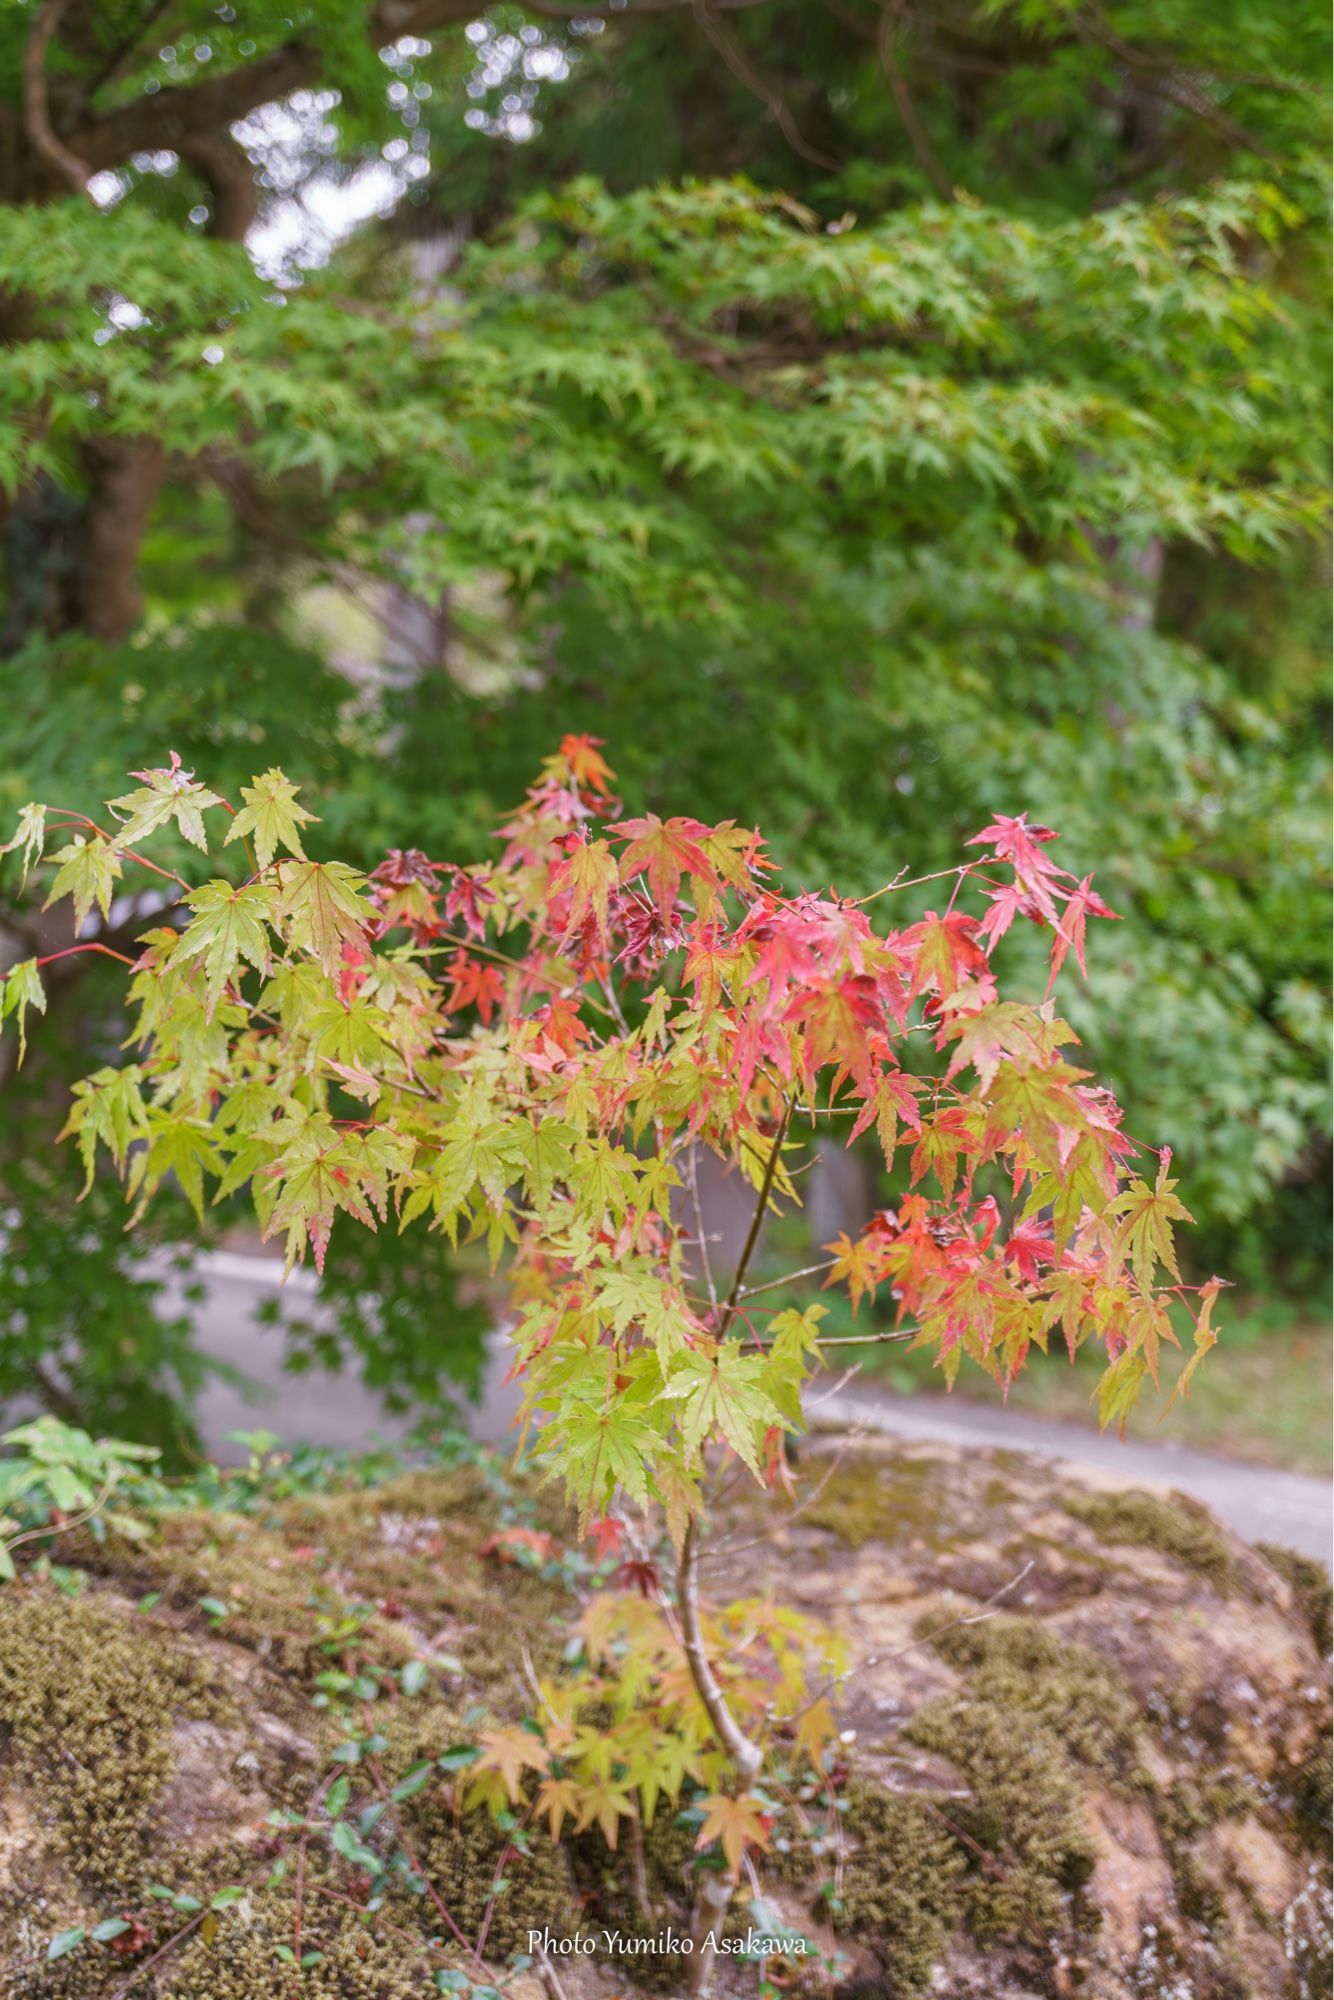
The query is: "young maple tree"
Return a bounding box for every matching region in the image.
[1,737,1218,1833]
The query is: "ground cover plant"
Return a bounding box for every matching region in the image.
[0,737,1229,1981]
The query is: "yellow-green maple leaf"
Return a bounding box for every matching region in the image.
[224,767,317,870]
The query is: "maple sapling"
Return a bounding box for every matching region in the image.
[0,737,1219,1918]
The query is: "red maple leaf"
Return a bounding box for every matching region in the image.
[967,812,1067,881]
[338,935,371,1005]
[444,866,498,941]
[616,1557,662,1598]
[588,1516,627,1561]
[977,880,1051,952]
[1046,874,1119,990]
[682,924,737,1017]
[610,813,717,919]
[107,1916,151,1957]
[1003,1217,1055,1282]
[559,733,616,797]
[613,896,687,973]
[903,910,989,1001]
[480,1526,557,1566]
[532,995,594,1057]
[442,949,505,1024]
[369,848,444,940]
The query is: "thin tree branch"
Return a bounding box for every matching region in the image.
[691,1,843,173]
[875,0,954,200]
[1074,7,1281,163]
[717,1099,792,1338]
[676,1514,764,1783]
[22,0,92,197]
[738,1257,839,1299]
[685,1145,719,1311]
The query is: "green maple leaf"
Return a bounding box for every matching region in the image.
[635,1149,681,1219]
[167,882,275,1015]
[258,960,330,1033]
[1163,1277,1223,1415]
[1021,1154,1105,1251]
[769,1302,827,1374]
[0,958,45,1065]
[108,753,223,850]
[1096,1344,1151,1436]
[224,767,318,870]
[658,1343,786,1479]
[0,801,45,886]
[42,834,122,932]
[513,1116,576,1213]
[571,1137,641,1229]
[594,1261,697,1370]
[307,995,393,1071]
[264,1119,381,1271]
[127,1114,222,1224]
[276,859,373,976]
[984,1059,1085,1170]
[58,1065,148,1192]
[548,1394,659,1523]
[399,1120,523,1240]
[1105,1152,1194,1290]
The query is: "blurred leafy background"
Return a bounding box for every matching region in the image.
[0,0,1328,1460]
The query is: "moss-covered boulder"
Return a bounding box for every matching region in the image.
[0,1438,1326,2000]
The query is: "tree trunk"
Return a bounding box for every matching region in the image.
[73,436,168,642]
[1,437,166,653]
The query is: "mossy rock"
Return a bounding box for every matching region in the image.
[1,1440,1328,2000]
[922,1610,1143,1779]
[0,1587,233,1894]
[838,1782,964,1996]
[798,1455,951,1550]
[1257,1542,1333,1657]
[1058,1487,1237,1591]
[904,1695,1097,1938]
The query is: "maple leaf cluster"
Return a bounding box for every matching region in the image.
[459,1585,840,1874]
[2,737,1218,1531]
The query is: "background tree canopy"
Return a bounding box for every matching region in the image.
[0,0,1328,1447]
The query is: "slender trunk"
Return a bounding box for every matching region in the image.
[688,1864,734,1996]
[676,1515,763,1783]
[677,1514,761,1991]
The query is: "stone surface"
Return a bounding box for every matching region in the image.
[0,1439,1327,2000]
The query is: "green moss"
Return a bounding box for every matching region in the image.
[416,1808,573,1956]
[0,1586,229,1894]
[800,1457,950,1550]
[839,1781,964,1997]
[905,1698,1097,1939]
[163,1889,433,1999]
[1293,1720,1332,1848]
[560,1811,698,1993]
[924,1613,1139,1777]
[82,1468,568,1692]
[452,1574,567,1686]
[1257,1543,1333,1656]
[1060,1488,1237,1592]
